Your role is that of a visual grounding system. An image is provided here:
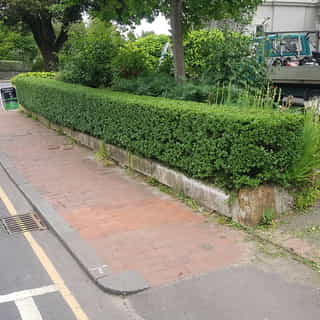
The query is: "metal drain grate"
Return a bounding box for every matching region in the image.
[0,213,47,235]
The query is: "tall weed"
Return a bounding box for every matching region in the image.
[287,111,320,185]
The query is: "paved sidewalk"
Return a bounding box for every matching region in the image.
[256,202,320,269]
[0,112,254,287]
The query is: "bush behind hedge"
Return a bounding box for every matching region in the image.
[15,77,304,190]
[59,21,122,87]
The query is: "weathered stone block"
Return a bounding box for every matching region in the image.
[231,186,293,226]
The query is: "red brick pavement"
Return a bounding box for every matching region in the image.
[0,112,254,286]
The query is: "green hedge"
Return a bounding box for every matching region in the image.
[15,77,304,189]
[11,72,56,84]
[0,60,28,72]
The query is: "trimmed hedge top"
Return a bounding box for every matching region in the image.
[15,77,304,189]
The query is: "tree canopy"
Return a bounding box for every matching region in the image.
[0,23,37,63]
[0,0,88,70]
[92,0,262,81]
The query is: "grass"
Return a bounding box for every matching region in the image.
[207,83,279,109]
[145,176,204,212]
[305,225,320,233]
[95,141,114,167]
[287,110,320,211]
[288,111,320,185]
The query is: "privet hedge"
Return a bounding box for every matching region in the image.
[15,77,304,189]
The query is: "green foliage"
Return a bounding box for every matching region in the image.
[16,77,304,190]
[92,0,261,81]
[112,73,176,97]
[0,23,37,64]
[112,34,171,78]
[112,73,214,102]
[95,141,108,160]
[0,0,88,70]
[184,29,224,80]
[112,44,151,78]
[59,20,122,87]
[135,34,170,71]
[261,208,276,227]
[166,81,212,102]
[112,74,277,105]
[11,72,56,84]
[287,112,320,185]
[184,29,269,87]
[0,60,27,72]
[295,181,320,211]
[93,0,261,32]
[208,83,278,108]
[135,34,169,58]
[283,111,320,210]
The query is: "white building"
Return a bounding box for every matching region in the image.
[251,0,320,33]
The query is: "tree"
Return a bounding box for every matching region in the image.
[0,0,88,70]
[0,23,37,64]
[93,0,262,82]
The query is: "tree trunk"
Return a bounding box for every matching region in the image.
[28,14,68,71]
[170,0,186,83]
[41,49,59,71]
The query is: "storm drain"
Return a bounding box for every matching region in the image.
[0,213,47,235]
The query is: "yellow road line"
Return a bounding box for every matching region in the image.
[0,186,89,320]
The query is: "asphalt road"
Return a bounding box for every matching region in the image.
[0,200,77,320]
[129,264,320,320]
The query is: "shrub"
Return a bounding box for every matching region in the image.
[112,73,176,97]
[135,34,171,72]
[166,82,212,102]
[112,74,212,102]
[11,72,56,84]
[15,77,304,190]
[0,23,37,64]
[135,34,169,59]
[287,112,320,185]
[112,34,173,79]
[59,20,122,87]
[112,74,277,105]
[184,29,269,87]
[112,44,151,78]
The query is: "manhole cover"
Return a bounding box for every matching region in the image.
[0,213,47,235]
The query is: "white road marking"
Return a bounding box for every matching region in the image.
[0,185,90,319]
[89,264,109,275]
[15,297,43,320]
[0,285,57,304]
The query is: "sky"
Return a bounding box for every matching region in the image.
[133,15,170,36]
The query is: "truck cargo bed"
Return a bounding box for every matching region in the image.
[271,66,320,84]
